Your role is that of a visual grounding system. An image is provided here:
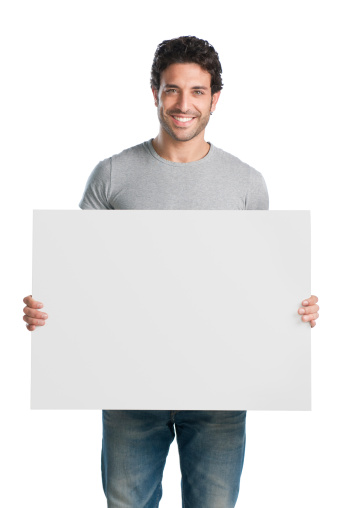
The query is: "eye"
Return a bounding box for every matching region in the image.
[165,89,177,94]
[194,90,204,95]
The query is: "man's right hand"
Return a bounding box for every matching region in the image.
[23,295,48,331]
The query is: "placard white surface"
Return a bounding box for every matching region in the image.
[31,211,311,410]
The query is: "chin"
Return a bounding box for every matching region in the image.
[170,127,200,142]
[170,132,197,142]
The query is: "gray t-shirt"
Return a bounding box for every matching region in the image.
[79,139,269,211]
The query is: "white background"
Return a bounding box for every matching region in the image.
[1,0,336,506]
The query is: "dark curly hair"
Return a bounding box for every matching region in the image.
[150,36,223,95]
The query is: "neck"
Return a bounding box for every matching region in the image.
[152,129,210,163]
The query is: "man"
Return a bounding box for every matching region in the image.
[23,36,319,508]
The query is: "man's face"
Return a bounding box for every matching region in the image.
[152,62,221,142]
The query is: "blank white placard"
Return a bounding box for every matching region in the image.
[31,210,311,410]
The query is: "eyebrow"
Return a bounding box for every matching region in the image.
[163,84,209,90]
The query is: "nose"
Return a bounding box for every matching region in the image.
[175,91,190,113]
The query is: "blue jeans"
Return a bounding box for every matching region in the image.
[101,410,246,508]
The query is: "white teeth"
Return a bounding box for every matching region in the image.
[173,116,194,122]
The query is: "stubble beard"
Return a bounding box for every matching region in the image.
[157,105,212,142]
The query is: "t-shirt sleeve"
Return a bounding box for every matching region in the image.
[245,169,269,210]
[78,159,113,210]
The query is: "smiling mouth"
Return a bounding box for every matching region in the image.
[170,115,196,126]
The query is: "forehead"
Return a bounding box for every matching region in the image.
[160,63,211,88]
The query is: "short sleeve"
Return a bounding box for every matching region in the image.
[245,170,269,210]
[78,159,113,210]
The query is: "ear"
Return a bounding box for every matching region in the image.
[152,87,158,106]
[210,91,221,113]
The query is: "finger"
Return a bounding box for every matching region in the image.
[23,315,46,326]
[298,304,319,315]
[302,295,318,306]
[302,312,319,323]
[310,320,316,328]
[26,323,36,331]
[23,295,44,309]
[23,306,48,320]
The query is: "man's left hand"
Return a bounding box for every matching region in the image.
[298,295,319,328]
